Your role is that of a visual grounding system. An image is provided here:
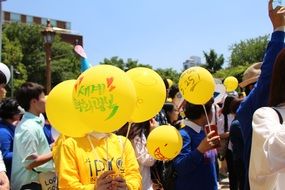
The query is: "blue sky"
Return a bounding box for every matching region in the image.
[4,0,272,72]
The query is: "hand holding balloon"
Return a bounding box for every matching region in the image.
[197,130,220,153]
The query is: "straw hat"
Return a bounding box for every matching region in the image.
[239,62,262,88]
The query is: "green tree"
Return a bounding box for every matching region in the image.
[155,68,180,84]
[99,56,152,71]
[2,23,80,94]
[229,35,269,67]
[213,64,250,83]
[203,49,224,73]
[100,56,180,84]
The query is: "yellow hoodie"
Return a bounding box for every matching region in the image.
[53,134,142,190]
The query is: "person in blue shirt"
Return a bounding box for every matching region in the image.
[0,98,23,179]
[173,98,220,190]
[0,63,13,190]
[237,1,285,189]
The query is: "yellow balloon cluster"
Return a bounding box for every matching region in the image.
[224,76,238,92]
[178,67,215,105]
[47,65,168,136]
[146,125,182,161]
[46,80,90,137]
[127,67,166,122]
[72,65,137,133]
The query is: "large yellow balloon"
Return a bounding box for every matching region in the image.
[223,76,238,92]
[178,66,215,105]
[147,125,182,161]
[72,65,137,133]
[127,67,166,122]
[46,80,90,137]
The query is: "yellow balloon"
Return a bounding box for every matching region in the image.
[223,76,238,92]
[178,67,215,105]
[127,67,166,122]
[72,65,137,133]
[46,80,90,137]
[167,78,173,88]
[147,125,182,161]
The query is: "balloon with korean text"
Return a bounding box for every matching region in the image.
[178,66,215,105]
[127,67,166,122]
[72,64,137,133]
[46,80,90,137]
[146,125,182,161]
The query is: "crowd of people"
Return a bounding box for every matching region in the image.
[0,0,284,190]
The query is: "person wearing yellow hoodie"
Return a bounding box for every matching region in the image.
[53,132,142,190]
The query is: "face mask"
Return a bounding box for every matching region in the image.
[89,131,109,140]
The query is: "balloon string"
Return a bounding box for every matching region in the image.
[202,104,211,132]
[120,122,132,162]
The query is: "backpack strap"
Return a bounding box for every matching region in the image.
[272,107,283,124]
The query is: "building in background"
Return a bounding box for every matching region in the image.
[183,56,201,70]
[3,11,83,46]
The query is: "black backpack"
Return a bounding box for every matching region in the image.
[151,127,196,190]
[161,160,176,190]
[151,159,176,190]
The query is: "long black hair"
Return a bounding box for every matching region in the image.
[116,120,151,141]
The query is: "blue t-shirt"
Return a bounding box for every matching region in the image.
[0,120,15,178]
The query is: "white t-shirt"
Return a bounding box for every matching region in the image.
[250,106,285,190]
[132,134,156,190]
[0,151,6,172]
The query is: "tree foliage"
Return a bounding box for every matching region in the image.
[213,64,250,83]
[1,23,270,97]
[229,35,269,67]
[155,68,180,84]
[2,23,80,95]
[203,49,224,73]
[100,56,180,84]
[99,56,152,71]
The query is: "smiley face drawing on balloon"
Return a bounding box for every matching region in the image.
[154,144,171,161]
[147,125,183,161]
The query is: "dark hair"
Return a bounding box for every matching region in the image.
[42,112,48,120]
[244,83,255,96]
[269,48,285,106]
[229,98,243,114]
[15,82,45,111]
[163,102,175,124]
[0,98,21,119]
[163,78,169,90]
[184,98,214,120]
[168,84,179,99]
[116,120,151,141]
[222,96,235,115]
[0,71,7,85]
